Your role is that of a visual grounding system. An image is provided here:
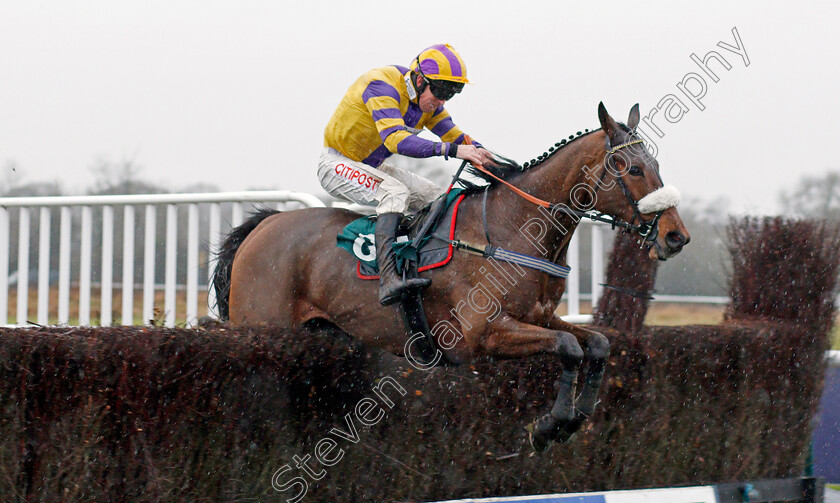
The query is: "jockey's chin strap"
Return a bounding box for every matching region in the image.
[469,139,662,240]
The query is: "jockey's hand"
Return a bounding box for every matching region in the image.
[455,144,495,167]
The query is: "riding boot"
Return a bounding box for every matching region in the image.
[375,212,431,306]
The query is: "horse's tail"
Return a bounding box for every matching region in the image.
[212,208,280,320]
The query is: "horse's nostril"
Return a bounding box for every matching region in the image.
[665,231,685,249]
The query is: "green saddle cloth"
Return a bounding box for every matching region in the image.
[336,189,465,273]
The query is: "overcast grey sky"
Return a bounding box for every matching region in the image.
[1,1,837,215]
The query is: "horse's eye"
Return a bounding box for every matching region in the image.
[629,165,643,176]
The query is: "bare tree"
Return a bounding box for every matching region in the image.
[779,170,840,220]
[653,196,731,297]
[89,156,165,195]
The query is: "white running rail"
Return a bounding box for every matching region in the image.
[0,191,324,327]
[0,190,724,328]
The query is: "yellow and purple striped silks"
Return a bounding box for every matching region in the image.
[324,65,474,168]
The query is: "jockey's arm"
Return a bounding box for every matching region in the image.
[365,91,455,159]
[367,90,489,165]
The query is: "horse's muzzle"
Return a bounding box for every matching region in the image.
[650,230,690,261]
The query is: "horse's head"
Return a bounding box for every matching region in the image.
[592,102,690,260]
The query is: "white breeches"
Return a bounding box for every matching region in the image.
[317,148,443,215]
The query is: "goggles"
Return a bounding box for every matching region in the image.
[414,56,464,101]
[425,78,464,101]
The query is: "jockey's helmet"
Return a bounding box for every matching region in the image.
[410,44,468,100]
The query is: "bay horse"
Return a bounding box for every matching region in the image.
[212,103,690,450]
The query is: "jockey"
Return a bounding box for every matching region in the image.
[318,43,494,306]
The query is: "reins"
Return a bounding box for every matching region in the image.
[409,135,667,282]
[470,163,552,209]
[469,139,662,239]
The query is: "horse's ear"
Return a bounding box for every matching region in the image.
[598,102,620,141]
[628,104,640,130]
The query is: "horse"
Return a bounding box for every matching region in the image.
[211,103,690,450]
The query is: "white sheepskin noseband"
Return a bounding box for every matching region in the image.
[637,185,681,214]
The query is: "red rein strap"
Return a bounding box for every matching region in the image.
[471,163,552,209]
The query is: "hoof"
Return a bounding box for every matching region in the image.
[526,413,561,452]
[554,427,577,444]
[525,422,552,452]
[554,417,584,444]
[526,415,582,451]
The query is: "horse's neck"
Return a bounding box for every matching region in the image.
[489,132,605,263]
[518,132,605,200]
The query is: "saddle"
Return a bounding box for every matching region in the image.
[336,189,466,279]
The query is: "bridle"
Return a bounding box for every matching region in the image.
[471,136,667,246]
[601,137,666,244]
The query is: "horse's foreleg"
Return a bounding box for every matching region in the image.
[549,317,611,422]
[478,317,583,451]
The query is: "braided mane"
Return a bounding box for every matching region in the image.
[522,128,597,170]
[464,123,634,186]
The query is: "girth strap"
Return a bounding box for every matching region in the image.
[431,233,571,279]
[488,247,571,278]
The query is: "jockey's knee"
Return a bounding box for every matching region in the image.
[376,178,411,214]
[407,182,445,211]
